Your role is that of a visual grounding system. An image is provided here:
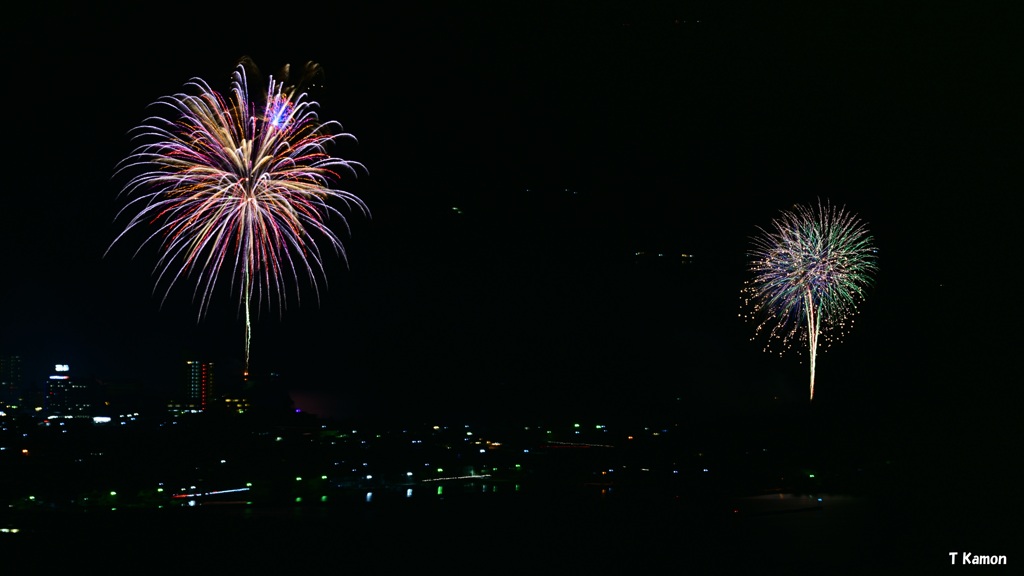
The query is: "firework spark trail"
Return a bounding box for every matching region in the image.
[740,200,877,400]
[109,58,369,373]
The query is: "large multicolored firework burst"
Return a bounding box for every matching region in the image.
[109,58,368,373]
[740,200,877,400]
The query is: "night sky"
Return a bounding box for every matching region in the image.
[3,1,1021,442]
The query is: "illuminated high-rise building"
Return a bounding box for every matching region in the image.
[43,364,94,416]
[0,354,23,408]
[185,360,215,411]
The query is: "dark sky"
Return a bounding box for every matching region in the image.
[2,1,1022,428]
